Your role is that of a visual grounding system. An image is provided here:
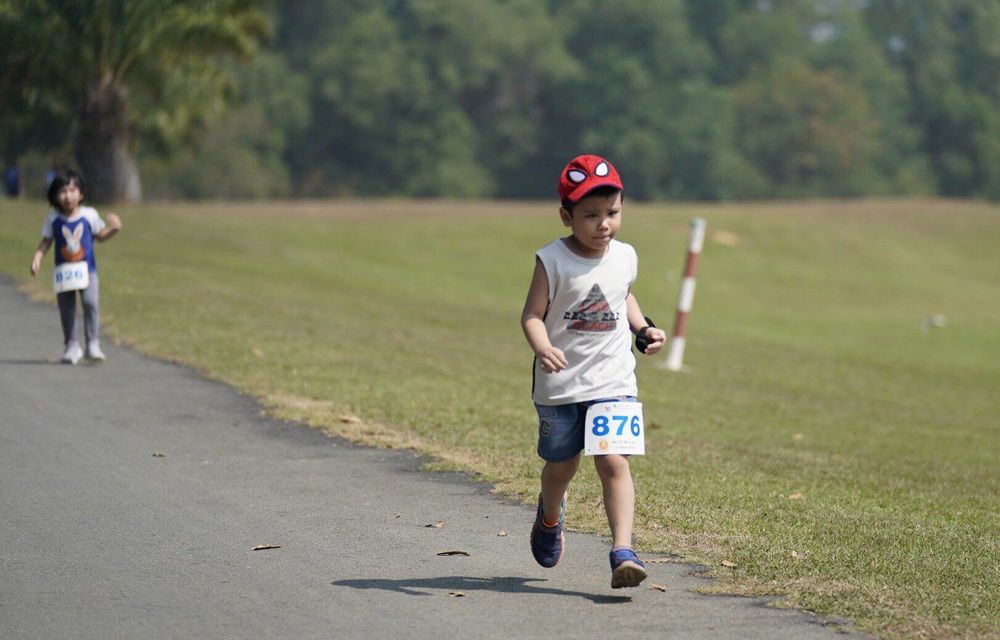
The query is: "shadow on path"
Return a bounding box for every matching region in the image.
[332,575,632,604]
[0,358,59,365]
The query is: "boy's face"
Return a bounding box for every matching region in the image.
[559,190,622,257]
[55,181,83,214]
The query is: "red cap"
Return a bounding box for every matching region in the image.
[557,154,623,204]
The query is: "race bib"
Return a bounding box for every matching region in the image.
[53,261,89,293]
[584,401,645,456]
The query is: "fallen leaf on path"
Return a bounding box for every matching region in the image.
[252,544,281,551]
[649,582,668,592]
[394,514,401,519]
[437,550,470,556]
[497,530,508,537]
[721,560,737,569]
[645,558,674,564]
[448,592,465,598]
[339,414,361,424]
[425,521,445,528]
[152,452,166,458]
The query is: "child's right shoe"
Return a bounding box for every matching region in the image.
[61,342,83,365]
[530,494,565,568]
[609,548,647,588]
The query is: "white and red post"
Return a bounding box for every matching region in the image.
[663,218,706,371]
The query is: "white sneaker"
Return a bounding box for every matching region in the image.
[61,342,83,365]
[86,341,106,362]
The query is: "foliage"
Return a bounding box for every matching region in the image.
[277,0,575,197]
[140,53,310,199]
[4,0,1000,199]
[0,0,270,200]
[549,0,729,200]
[733,61,883,196]
[865,0,1000,199]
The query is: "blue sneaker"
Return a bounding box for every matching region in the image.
[530,494,565,568]
[609,548,647,588]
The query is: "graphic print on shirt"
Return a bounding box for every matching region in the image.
[564,283,619,332]
[59,224,85,262]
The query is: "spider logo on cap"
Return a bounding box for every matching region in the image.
[567,161,610,184]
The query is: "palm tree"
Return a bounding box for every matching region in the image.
[0,0,269,202]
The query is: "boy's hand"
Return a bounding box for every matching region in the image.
[106,213,122,230]
[637,327,667,355]
[535,346,568,373]
[30,253,41,276]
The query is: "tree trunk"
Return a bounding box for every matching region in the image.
[74,81,142,203]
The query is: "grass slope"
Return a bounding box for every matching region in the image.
[2,198,997,639]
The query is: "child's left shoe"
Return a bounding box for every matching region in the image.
[609,548,647,589]
[86,341,105,362]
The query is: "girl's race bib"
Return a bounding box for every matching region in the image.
[584,401,645,456]
[53,261,88,293]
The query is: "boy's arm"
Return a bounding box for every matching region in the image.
[30,238,53,276]
[94,213,122,242]
[521,258,568,373]
[626,292,667,355]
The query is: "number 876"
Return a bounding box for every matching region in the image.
[592,415,640,437]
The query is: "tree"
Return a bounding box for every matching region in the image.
[0,0,269,202]
[706,0,929,197]
[733,61,885,196]
[277,0,575,198]
[546,0,743,200]
[140,53,310,200]
[865,0,1000,198]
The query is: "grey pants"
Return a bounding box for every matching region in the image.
[57,272,99,346]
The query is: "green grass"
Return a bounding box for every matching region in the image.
[2,198,997,639]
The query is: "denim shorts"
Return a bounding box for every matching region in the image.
[535,396,638,462]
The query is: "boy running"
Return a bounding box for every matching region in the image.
[520,154,666,588]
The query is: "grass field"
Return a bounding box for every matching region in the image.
[1,197,997,639]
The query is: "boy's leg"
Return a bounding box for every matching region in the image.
[532,403,584,568]
[531,455,578,568]
[595,453,646,588]
[593,454,634,548]
[535,403,585,523]
[540,454,580,524]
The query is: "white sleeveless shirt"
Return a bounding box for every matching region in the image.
[532,238,638,405]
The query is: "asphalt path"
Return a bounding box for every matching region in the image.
[0,279,862,639]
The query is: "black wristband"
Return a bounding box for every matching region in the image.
[634,316,656,354]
